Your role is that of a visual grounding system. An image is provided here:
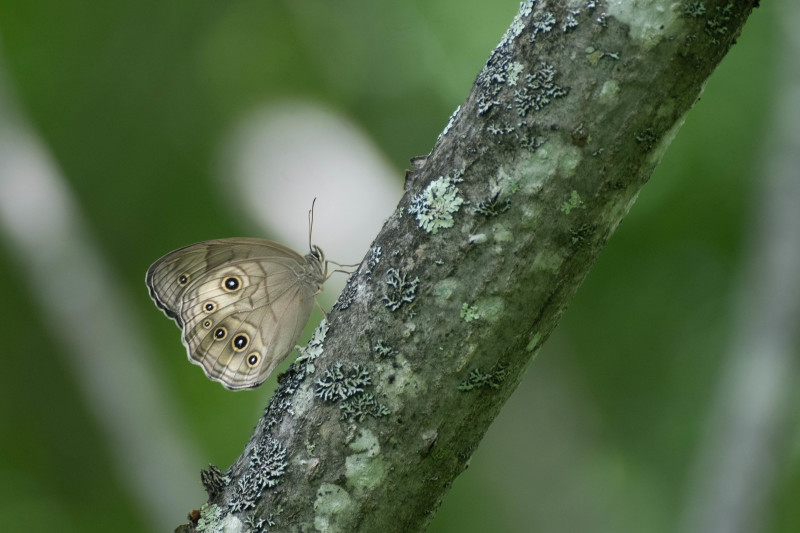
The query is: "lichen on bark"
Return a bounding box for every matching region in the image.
[176,1,759,531]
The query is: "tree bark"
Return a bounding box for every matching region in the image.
[177,1,759,531]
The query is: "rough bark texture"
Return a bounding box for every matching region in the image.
[177,1,758,532]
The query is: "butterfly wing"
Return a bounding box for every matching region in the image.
[146,238,320,389]
[179,261,317,389]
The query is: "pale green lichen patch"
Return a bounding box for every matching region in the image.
[220,516,245,533]
[497,166,520,194]
[598,80,620,104]
[531,249,565,273]
[516,149,556,193]
[515,142,579,194]
[197,504,223,533]
[557,145,583,175]
[345,429,387,494]
[305,439,316,456]
[295,319,329,374]
[408,173,464,234]
[348,427,380,455]
[606,0,679,50]
[460,303,480,322]
[560,190,584,214]
[314,483,355,533]
[476,297,505,323]
[433,278,458,300]
[287,380,318,419]
[345,452,387,495]
[196,505,246,533]
[383,353,422,396]
[492,223,513,243]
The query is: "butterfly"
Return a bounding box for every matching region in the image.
[146,204,349,390]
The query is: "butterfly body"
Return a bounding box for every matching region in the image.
[146,238,326,390]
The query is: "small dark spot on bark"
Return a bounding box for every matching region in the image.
[571,123,588,147]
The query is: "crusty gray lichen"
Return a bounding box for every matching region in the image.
[373,340,395,359]
[514,63,569,117]
[227,437,287,513]
[314,362,372,402]
[529,10,556,41]
[245,515,267,533]
[201,464,230,498]
[364,246,381,275]
[333,276,358,311]
[436,105,461,143]
[340,393,391,422]
[458,362,509,391]
[382,268,420,311]
[474,174,513,218]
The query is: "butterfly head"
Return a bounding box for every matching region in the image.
[305,244,327,283]
[309,244,324,263]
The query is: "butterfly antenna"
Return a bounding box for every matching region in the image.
[308,197,317,250]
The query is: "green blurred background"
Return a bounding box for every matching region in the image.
[0,1,795,532]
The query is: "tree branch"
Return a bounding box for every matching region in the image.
[177,1,759,531]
